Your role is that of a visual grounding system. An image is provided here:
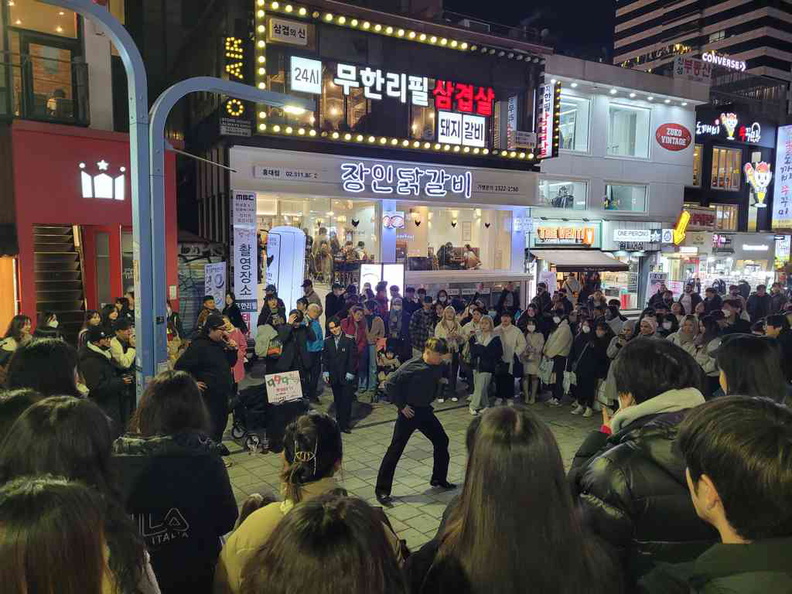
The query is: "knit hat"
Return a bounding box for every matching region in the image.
[641,317,657,333]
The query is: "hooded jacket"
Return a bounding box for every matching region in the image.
[113,432,238,594]
[79,342,127,422]
[569,388,718,584]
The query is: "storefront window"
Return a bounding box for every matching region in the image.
[714,203,738,230]
[607,103,650,158]
[692,144,702,187]
[559,94,590,152]
[710,147,741,191]
[538,179,587,210]
[604,183,647,211]
[395,204,513,271]
[410,103,435,141]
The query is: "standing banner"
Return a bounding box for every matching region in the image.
[265,371,304,404]
[232,191,258,330]
[204,262,226,307]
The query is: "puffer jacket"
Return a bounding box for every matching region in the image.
[568,388,718,585]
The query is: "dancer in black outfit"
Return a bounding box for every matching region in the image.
[375,337,456,506]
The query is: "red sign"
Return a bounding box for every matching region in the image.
[432,80,494,116]
[655,123,692,151]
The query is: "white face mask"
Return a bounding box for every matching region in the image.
[663,321,673,329]
[581,325,591,334]
[488,310,497,318]
[722,309,732,317]
[553,316,561,324]
[48,319,59,329]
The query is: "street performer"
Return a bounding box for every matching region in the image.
[375,337,456,505]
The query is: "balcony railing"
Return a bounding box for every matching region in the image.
[0,51,90,126]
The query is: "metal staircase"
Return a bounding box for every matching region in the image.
[33,225,86,345]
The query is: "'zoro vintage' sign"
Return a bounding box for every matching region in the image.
[655,123,692,151]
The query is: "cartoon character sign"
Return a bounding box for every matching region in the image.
[744,162,772,207]
[720,112,739,140]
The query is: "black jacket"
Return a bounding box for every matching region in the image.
[469,335,503,374]
[722,318,752,335]
[32,325,61,340]
[257,305,286,328]
[222,303,248,334]
[746,293,772,321]
[174,335,236,402]
[323,334,356,385]
[384,356,445,409]
[324,292,345,323]
[113,432,238,594]
[78,345,127,422]
[167,311,185,339]
[702,294,722,314]
[647,291,666,310]
[569,410,718,584]
[639,538,792,594]
[530,290,552,314]
[273,323,315,373]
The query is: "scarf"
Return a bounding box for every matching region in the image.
[611,387,705,433]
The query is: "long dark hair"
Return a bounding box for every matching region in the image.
[130,370,210,436]
[0,389,45,443]
[697,315,721,346]
[3,315,30,342]
[0,477,108,594]
[101,304,119,327]
[5,339,80,397]
[81,310,100,331]
[438,407,620,594]
[281,413,343,504]
[0,397,146,594]
[716,335,789,403]
[240,493,407,594]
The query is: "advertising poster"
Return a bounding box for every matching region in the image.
[265,371,303,404]
[204,262,226,306]
[773,125,792,230]
[232,191,258,329]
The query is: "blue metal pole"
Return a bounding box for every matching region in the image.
[39,0,154,398]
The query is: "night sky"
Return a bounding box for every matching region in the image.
[444,0,616,62]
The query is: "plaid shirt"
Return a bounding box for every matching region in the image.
[409,309,432,351]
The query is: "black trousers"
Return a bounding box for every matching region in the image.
[205,392,229,445]
[552,356,567,401]
[305,353,322,400]
[442,352,460,397]
[331,380,354,430]
[376,406,449,495]
[496,371,515,399]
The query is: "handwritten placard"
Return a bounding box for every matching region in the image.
[265,371,303,404]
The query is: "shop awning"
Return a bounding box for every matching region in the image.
[530,249,629,272]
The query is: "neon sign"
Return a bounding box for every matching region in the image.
[224,37,245,117]
[79,160,126,201]
[695,113,762,143]
[744,162,772,208]
[332,63,429,106]
[432,81,495,116]
[702,51,746,72]
[340,162,473,199]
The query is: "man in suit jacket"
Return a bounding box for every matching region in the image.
[323,316,357,433]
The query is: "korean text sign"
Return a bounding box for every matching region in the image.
[340,162,473,199]
[773,125,792,230]
[232,191,258,322]
[265,371,304,404]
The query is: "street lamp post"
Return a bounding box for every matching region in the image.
[39,0,313,397]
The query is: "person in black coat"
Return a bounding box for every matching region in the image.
[324,283,346,328]
[702,287,722,314]
[273,310,316,400]
[568,339,717,587]
[32,311,62,340]
[166,301,185,340]
[322,317,357,433]
[530,282,553,314]
[78,325,132,432]
[174,315,239,448]
[113,370,238,594]
[496,281,519,317]
[569,321,613,416]
[222,292,248,334]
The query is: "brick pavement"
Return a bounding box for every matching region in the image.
[222,389,598,552]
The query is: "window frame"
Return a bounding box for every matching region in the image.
[606,101,651,160]
[537,177,588,210]
[710,145,742,192]
[558,92,591,153]
[603,182,649,212]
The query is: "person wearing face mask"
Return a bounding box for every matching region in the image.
[543,310,573,406]
[569,322,614,418]
[657,313,679,339]
[32,311,61,340]
[516,304,548,336]
[520,318,545,404]
[493,311,527,405]
[530,282,552,315]
[468,316,503,416]
[78,325,133,433]
[436,290,450,309]
[679,284,702,316]
[720,300,752,335]
[386,297,411,361]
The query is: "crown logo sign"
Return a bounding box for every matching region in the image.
[79,160,126,201]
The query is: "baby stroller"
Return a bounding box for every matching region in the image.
[231,384,269,453]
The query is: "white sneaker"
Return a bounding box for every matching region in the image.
[437,398,445,403]
[571,403,582,415]
[583,407,593,418]
[469,407,479,416]
[494,398,504,406]
[451,396,459,402]
[527,395,536,404]
[507,399,516,407]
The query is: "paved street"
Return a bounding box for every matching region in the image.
[222,391,598,552]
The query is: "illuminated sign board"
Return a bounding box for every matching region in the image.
[673,210,691,245]
[268,17,308,46]
[331,63,429,106]
[432,80,495,116]
[224,37,246,117]
[744,162,772,208]
[536,82,559,159]
[695,112,762,144]
[535,225,597,246]
[655,123,692,151]
[290,56,322,94]
[437,112,486,148]
[702,51,746,72]
[79,160,126,201]
[340,162,473,199]
[773,125,792,230]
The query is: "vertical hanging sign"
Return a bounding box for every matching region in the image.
[536,83,556,159]
[773,125,792,230]
[232,191,258,329]
[223,37,246,119]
